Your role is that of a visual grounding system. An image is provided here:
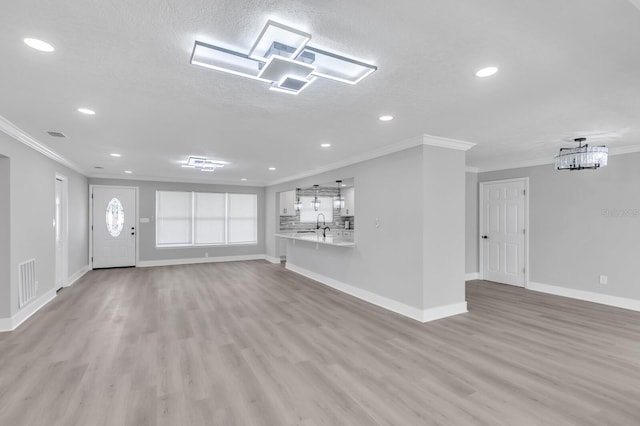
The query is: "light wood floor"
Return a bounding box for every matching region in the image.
[1,261,639,425]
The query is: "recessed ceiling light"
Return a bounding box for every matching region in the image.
[379,115,394,122]
[94,166,104,169]
[110,153,121,158]
[24,38,54,52]
[241,178,247,181]
[268,167,276,171]
[475,66,499,77]
[77,108,96,115]
[320,143,331,148]
[124,170,133,174]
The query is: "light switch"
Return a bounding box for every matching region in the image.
[140,217,150,223]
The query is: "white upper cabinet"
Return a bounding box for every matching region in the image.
[279,190,297,216]
[342,187,355,216]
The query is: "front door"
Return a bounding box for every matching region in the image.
[480,179,527,287]
[92,186,136,268]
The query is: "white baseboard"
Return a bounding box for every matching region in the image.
[66,265,90,287]
[465,272,480,281]
[286,262,467,323]
[528,281,640,312]
[265,255,281,264]
[137,254,267,268]
[0,288,57,332]
[422,301,468,322]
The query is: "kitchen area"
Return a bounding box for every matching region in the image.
[275,178,355,260]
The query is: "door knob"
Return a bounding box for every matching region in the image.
[131,232,135,235]
[482,235,488,239]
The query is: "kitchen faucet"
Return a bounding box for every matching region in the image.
[322,226,331,237]
[316,213,326,230]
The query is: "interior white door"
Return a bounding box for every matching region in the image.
[481,179,526,286]
[55,178,64,289]
[92,186,136,268]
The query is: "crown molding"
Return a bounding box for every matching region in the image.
[267,133,477,186]
[0,115,86,175]
[473,157,556,173]
[88,172,266,187]
[422,134,476,151]
[266,135,425,186]
[609,144,640,156]
[471,144,640,173]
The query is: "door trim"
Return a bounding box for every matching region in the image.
[479,177,530,288]
[89,185,139,269]
[55,173,69,287]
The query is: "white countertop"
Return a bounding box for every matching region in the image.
[275,232,355,247]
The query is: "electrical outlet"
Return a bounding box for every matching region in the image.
[599,275,608,285]
[205,252,209,258]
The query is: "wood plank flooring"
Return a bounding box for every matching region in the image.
[1,260,639,425]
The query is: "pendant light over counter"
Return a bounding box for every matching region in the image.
[311,185,321,211]
[333,180,345,209]
[294,188,302,211]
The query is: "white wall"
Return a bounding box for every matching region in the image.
[0,131,88,319]
[267,146,425,308]
[423,146,466,309]
[266,144,468,316]
[0,156,10,319]
[88,178,265,262]
[474,152,640,301]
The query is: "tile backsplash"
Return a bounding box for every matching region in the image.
[280,207,355,231]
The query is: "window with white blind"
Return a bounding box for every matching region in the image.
[156,191,193,245]
[156,191,257,247]
[194,192,226,245]
[299,196,333,223]
[228,193,258,243]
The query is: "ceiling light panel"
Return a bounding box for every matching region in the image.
[248,20,311,61]
[191,41,267,81]
[181,155,227,171]
[191,20,377,95]
[301,46,377,84]
[270,76,316,95]
[258,55,315,81]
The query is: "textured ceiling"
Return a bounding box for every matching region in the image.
[1,0,640,183]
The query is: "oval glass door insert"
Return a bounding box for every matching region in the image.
[105,198,125,237]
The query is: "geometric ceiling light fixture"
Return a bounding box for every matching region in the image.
[190,20,377,95]
[181,155,227,172]
[555,138,608,171]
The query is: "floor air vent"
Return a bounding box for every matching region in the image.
[19,259,37,308]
